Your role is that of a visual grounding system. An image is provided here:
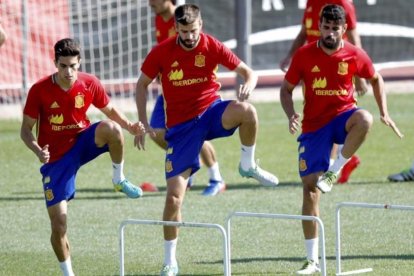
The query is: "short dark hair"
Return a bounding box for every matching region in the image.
[54,38,81,61]
[174,4,201,25]
[171,0,176,5]
[320,4,346,24]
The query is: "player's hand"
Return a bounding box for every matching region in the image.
[237,84,253,102]
[380,115,404,139]
[127,121,145,136]
[288,113,301,135]
[38,144,50,163]
[134,127,156,150]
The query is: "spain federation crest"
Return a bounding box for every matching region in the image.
[338,61,348,75]
[45,189,54,201]
[165,160,173,173]
[194,54,205,67]
[74,94,85,108]
[299,158,307,172]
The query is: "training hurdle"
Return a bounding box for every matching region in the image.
[226,211,327,276]
[335,202,414,276]
[118,219,229,276]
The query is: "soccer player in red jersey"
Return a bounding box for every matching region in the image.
[280,5,402,274]
[20,38,145,276]
[148,0,225,196]
[135,4,279,275]
[280,0,367,184]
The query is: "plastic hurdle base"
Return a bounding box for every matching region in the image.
[335,202,414,275]
[118,219,230,276]
[226,211,327,276]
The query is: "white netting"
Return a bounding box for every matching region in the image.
[0,0,157,118]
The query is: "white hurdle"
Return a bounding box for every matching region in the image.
[226,211,327,276]
[118,219,229,276]
[335,202,414,276]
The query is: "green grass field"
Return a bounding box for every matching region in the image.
[1,93,413,275]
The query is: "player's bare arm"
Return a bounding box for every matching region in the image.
[20,114,50,163]
[135,73,157,150]
[280,79,301,135]
[369,72,403,138]
[99,103,145,136]
[234,61,257,102]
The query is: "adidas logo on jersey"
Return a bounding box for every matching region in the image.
[50,101,60,109]
[311,65,320,73]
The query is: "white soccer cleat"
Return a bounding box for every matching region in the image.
[239,162,279,187]
[296,259,321,275]
[316,171,337,193]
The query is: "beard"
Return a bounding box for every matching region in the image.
[178,36,199,49]
[320,35,340,50]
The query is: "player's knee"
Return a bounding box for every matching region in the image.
[356,110,373,132]
[238,102,258,123]
[50,216,67,237]
[97,120,123,141]
[165,193,183,212]
[302,174,320,195]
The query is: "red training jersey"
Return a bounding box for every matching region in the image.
[155,14,176,44]
[23,72,110,162]
[303,0,357,43]
[285,41,375,133]
[141,33,241,128]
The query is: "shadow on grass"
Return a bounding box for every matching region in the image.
[339,254,414,261]
[199,253,414,265]
[0,181,303,202]
[118,252,414,276]
[0,178,393,202]
[121,273,225,276]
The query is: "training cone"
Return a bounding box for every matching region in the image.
[140,182,159,192]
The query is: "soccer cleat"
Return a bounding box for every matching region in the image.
[113,179,143,198]
[202,179,226,196]
[337,155,361,184]
[388,168,414,182]
[186,175,194,190]
[238,162,279,187]
[296,259,321,275]
[160,264,179,276]
[317,171,337,193]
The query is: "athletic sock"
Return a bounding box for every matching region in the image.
[335,144,344,157]
[112,160,125,184]
[164,238,178,266]
[305,238,319,262]
[59,257,75,276]
[240,144,256,171]
[329,151,349,174]
[208,162,222,181]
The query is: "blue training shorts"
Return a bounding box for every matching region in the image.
[297,108,358,177]
[164,99,237,179]
[150,95,166,129]
[40,122,109,207]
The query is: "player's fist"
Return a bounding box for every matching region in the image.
[38,144,50,163]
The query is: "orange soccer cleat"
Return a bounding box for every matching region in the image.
[337,155,361,184]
